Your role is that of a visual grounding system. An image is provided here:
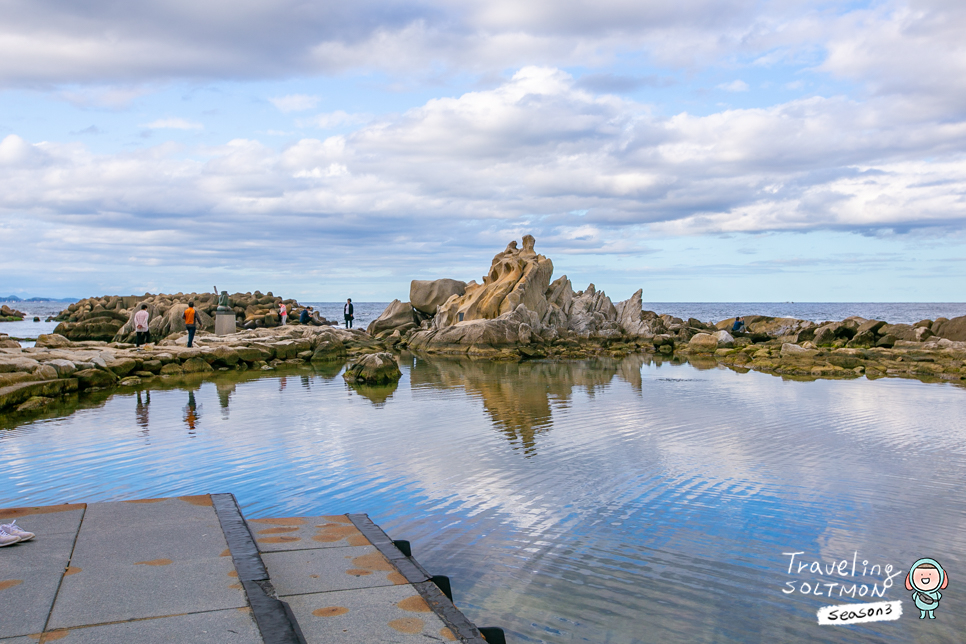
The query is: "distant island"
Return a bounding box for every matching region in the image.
[1,296,79,303]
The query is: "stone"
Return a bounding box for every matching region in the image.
[160,363,183,375]
[847,330,877,348]
[367,300,417,336]
[342,352,402,384]
[780,343,819,358]
[35,333,72,348]
[105,358,138,377]
[181,357,214,373]
[35,364,59,380]
[614,289,655,337]
[711,330,735,348]
[876,334,898,348]
[688,333,718,353]
[119,376,142,386]
[932,315,966,341]
[409,279,468,315]
[0,339,20,348]
[856,320,886,335]
[311,338,347,361]
[75,368,117,389]
[142,359,163,374]
[16,396,54,412]
[234,346,269,362]
[409,304,536,355]
[212,346,240,366]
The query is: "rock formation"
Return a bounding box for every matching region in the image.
[342,352,402,385]
[52,291,335,343]
[1,304,26,321]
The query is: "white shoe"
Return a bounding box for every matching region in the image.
[0,520,34,542]
[0,528,20,547]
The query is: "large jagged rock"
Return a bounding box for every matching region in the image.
[409,304,535,356]
[342,352,401,384]
[410,279,467,315]
[933,315,966,341]
[367,299,417,337]
[568,284,620,338]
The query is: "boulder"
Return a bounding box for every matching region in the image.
[711,330,735,348]
[410,279,468,315]
[367,300,417,336]
[212,346,240,367]
[614,289,654,337]
[35,334,71,348]
[933,315,966,341]
[160,363,183,375]
[311,338,347,361]
[75,368,117,389]
[847,330,877,348]
[688,333,718,353]
[182,357,214,373]
[105,358,138,378]
[856,320,886,335]
[409,304,535,355]
[780,343,818,358]
[46,359,77,377]
[16,396,55,412]
[342,352,402,384]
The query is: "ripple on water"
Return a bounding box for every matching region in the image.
[1,356,965,643]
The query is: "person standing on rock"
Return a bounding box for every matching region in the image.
[134,304,150,351]
[279,302,287,326]
[344,298,354,329]
[183,302,197,348]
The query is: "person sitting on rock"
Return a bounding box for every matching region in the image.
[732,316,747,334]
[299,308,310,325]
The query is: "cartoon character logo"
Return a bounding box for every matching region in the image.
[905,558,948,619]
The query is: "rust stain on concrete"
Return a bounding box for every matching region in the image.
[228,570,238,578]
[346,568,372,576]
[125,498,165,504]
[397,595,431,612]
[440,627,456,641]
[0,579,24,591]
[351,552,394,572]
[346,533,370,546]
[388,572,408,585]
[0,503,85,519]
[41,630,71,642]
[258,527,300,535]
[220,548,232,557]
[312,606,349,617]
[64,566,82,576]
[258,535,301,544]
[178,495,213,507]
[320,514,352,524]
[135,559,173,566]
[388,617,424,634]
[249,517,306,526]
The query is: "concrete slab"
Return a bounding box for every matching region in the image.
[248,515,371,553]
[48,552,247,629]
[0,637,33,643]
[47,495,248,630]
[283,585,456,643]
[262,545,408,597]
[40,608,263,643]
[0,503,85,536]
[0,512,84,638]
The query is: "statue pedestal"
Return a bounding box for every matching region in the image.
[215,311,236,336]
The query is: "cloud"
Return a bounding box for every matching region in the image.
[718,79,749,92]
[269,94,321,113]
[2,66,965,277]
[69,125,102,135]
[297,111,371,129]
[141,118,203,130]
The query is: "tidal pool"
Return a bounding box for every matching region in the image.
[1,356,964,643]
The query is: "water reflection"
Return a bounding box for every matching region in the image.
[409,354,648,455]
[183,390,201,436]
[135,390,150,441]
[346,381,399,406]
[216,382,236,420]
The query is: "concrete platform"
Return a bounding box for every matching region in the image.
[0,496,495,643]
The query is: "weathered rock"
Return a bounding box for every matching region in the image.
[780,343,819,358]
[847,330,877,348]
[368,300,417,336]
[119,377,142,386]
[75,369,117,389]
[182,357,214,373]
[342,352,402,384]
[105,358,138,377]
[410,279,468,315]
[410,304,535,355]
[35,364,59,380]
[856,320,886,335]
[688,333,718,353]
[160,363,183,375]
[16,396,55,412]
[141,359,162,374]
[311,338,347,361]
[932,315,966,341]
[36,334,72,348]
[212,346,240,366]
[711,330,735,348]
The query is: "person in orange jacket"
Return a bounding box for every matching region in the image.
[183,302,197,347]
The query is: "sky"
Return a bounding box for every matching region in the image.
[1,0,965,303]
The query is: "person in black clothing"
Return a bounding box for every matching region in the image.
[299,308,310,325]
[344,298,354,328]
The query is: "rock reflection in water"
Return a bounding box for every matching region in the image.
[409,354,648,454]
[346,380,399,406]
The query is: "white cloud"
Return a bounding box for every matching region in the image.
[718,80,749,92]
[269,94,321,113]
[141,118,203,130]
[297,111,370,129]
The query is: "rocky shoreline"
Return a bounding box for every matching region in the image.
[2,235,964,413]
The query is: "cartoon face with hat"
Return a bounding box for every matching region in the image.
[906,558,949,619]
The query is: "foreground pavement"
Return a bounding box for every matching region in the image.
[0,495,496,643]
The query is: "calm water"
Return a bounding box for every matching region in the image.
[1,356,964,643]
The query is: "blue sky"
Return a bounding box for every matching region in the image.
[1,0,965,302]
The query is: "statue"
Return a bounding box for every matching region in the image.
[216,289,231,312]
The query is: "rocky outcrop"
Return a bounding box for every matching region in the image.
[342,352,401,384]
[410,279,467,315]
[53,291,334,344]
[1,304,26,320]
[378,235,659,356]
[367,300,417,337]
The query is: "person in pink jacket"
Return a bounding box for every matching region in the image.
[279,303,288,325]
[134,304,150,351]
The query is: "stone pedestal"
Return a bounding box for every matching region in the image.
[215,311,236,336]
